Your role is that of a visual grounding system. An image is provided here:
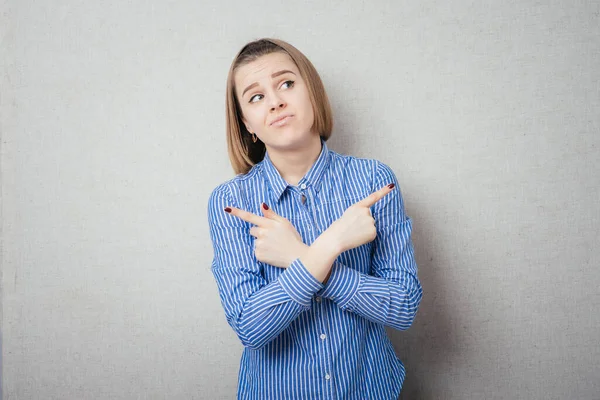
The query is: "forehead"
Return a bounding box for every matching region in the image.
[235,52,299,90]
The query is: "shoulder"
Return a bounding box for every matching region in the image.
[208,164,263,209]
[328,149,396,190]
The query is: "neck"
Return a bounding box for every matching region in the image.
[266,136,322,186]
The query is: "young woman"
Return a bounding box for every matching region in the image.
[208,38,423,400]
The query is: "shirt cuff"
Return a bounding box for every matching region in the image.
[320,261,361,308]
[278,258,324,308]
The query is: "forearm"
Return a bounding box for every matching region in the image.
[351,272,422,330]
[232,280,310,349]
[221,232,340,348]
[320,261,423,330]
[216,258,324,350]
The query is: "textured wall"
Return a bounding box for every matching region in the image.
[1,0,599,399]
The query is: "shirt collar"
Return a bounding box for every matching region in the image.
[261,138,331,203]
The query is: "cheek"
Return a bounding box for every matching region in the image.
[294,90,313,118]
[302,97,315,125]
[242,106,264,128]
[305,88,315,110]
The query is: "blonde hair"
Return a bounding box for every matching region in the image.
[225,38,333,175]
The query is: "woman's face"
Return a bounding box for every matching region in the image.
[234,52,316,152]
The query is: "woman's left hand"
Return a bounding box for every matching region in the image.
[224,203,308,268]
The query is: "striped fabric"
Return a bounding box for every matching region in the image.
[208,139,423,400]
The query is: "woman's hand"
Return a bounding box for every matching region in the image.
[325,184,395,254]
[224,203,308,268]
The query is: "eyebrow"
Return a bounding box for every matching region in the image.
[241,70,297,97]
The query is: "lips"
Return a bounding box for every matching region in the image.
[270,114,294,126]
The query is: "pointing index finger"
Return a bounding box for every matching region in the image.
[355,183,395,208]
[225,206,268,226]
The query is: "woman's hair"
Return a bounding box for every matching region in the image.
[225,38,333,175]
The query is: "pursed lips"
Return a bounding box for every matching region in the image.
[270,114,294,126]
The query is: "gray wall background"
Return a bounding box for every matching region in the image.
[2,0,599,399]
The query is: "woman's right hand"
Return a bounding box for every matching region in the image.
[326,184,396,254]
[223,202,307,269]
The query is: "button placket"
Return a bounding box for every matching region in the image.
[298,186,315,234]
[305,188,320,234]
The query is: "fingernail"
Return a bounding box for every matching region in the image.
[262,202,269,211]
[224,207,232,213]
[387,183,395,189]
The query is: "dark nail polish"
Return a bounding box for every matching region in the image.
[387,183,395,189]
[262,203,270,210]
[224,207,232,213]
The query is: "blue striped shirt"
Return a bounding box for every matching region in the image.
[208,140,423,399]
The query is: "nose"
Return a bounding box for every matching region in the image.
[270,102,285,111]
[269,93,286,111]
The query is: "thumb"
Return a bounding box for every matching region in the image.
[261,202,284,221]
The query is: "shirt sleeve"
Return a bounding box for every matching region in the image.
[319,161,423,330]
[208,183,324,349]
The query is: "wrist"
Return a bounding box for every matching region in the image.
[290,242,310,265]
[299,236,339,283]
[315,228,343,258]
[319,225,344,256]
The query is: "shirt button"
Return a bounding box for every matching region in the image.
[315,296,321,303]
[325,374,331,380]
[300,183,307,190]
[320,334,327,340]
